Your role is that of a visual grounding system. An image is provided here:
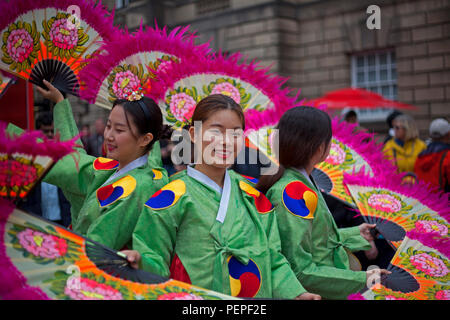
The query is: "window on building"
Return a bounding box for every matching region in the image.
[115,0,129,10]
[350,50,397,123]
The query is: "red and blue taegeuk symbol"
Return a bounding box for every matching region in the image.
[145,179,185,210]
[239,181,273,214]
[228,256,261,298]
[93,157,119,170]
[241,174,259,184]
[96,175,136,207]
[282,181,317,219]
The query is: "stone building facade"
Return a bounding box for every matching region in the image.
[88,0,449,138]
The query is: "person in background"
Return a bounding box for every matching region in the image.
[87,118,106,157]
[414,118,450,193]
[383,114,426,174]
[160,139,176,176]
[19,112,72,227]
[343,109,358,124]
[384,110,403,144]
[80,124,91,150]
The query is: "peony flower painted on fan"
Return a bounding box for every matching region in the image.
[367,193,402,213]
[111,70,141,100]
[42,12,89,60]
[211,82,241,104]
[17,228,68,259]
[156,59,175,74]
[48,19,79,50]
[8,161,37,187]
[169,92,197,122]
[157,292,204,300]
[6,29,34,63]
[64,277,123,300]
[414,220,448,237]
[410,253,449,278]
[325,143,346,166]
[1,21,40,72]
[435,290,450,300]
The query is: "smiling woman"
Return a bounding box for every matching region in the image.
[123,94,321,300]
[7,80,169,251]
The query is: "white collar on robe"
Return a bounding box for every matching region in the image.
[296,167,315,187]
[103,154,148,186]
[186,166,231,223]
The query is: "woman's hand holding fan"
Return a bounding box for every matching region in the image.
[35,79,64,104]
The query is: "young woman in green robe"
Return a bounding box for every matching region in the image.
[122,94,321,299]
[7,80,168,250]
[256,106,391,300]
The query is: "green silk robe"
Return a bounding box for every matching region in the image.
[133,167,307,299]
[7,99,168,250]
[266,168,371,300]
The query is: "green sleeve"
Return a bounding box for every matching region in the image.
[43,99,97,218]
[5,123,24,136]
[269,188,367,300]
[260,210,307,299]
[338,226,371,252]
[132,190,184,278]
[87,184,145,251]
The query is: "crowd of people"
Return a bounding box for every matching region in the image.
[11,80,448,300]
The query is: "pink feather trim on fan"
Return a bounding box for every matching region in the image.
[406,230,450,259]
[347,292,366,300]
[0,122,79,162]
[0,0,121,42]
[79,23,212,103]
[151,51,308,132]
[330,117,398,177]
[343,171,450,222]
[0,198,50,300]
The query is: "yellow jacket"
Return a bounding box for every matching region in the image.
[383,138,427,173]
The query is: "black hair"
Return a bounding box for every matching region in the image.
[35,111,53,129]
[111,97,164,153]
[256,106,332,193]
[344,110,357,121]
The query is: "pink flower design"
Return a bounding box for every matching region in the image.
[0,160,37,188]
[157,292,204,300]
[385,295,407,300]
[326,143,346,165]
[435,290,450,300]
[6,29,34,63]
[169,93,197,122]
[414,220,448,237]
[367,193,402,213]
[49,19,79,50]
[156,59,175,74]
[64,277,123,300]
[17,229,68,259]
[410,253,449,278]
[211,82,241,104]
[112,70,141,99]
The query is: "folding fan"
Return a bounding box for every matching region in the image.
[151,51,302,130]
[0,200,235,300]
[312,117,398,207]
[357,231,449,300]
[0,70,16,98]
[0,122,77,202]
[345,171,449,249]
[0,0,120,97]
[78,24,211,109]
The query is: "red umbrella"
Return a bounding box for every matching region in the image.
[307,88,417,110]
